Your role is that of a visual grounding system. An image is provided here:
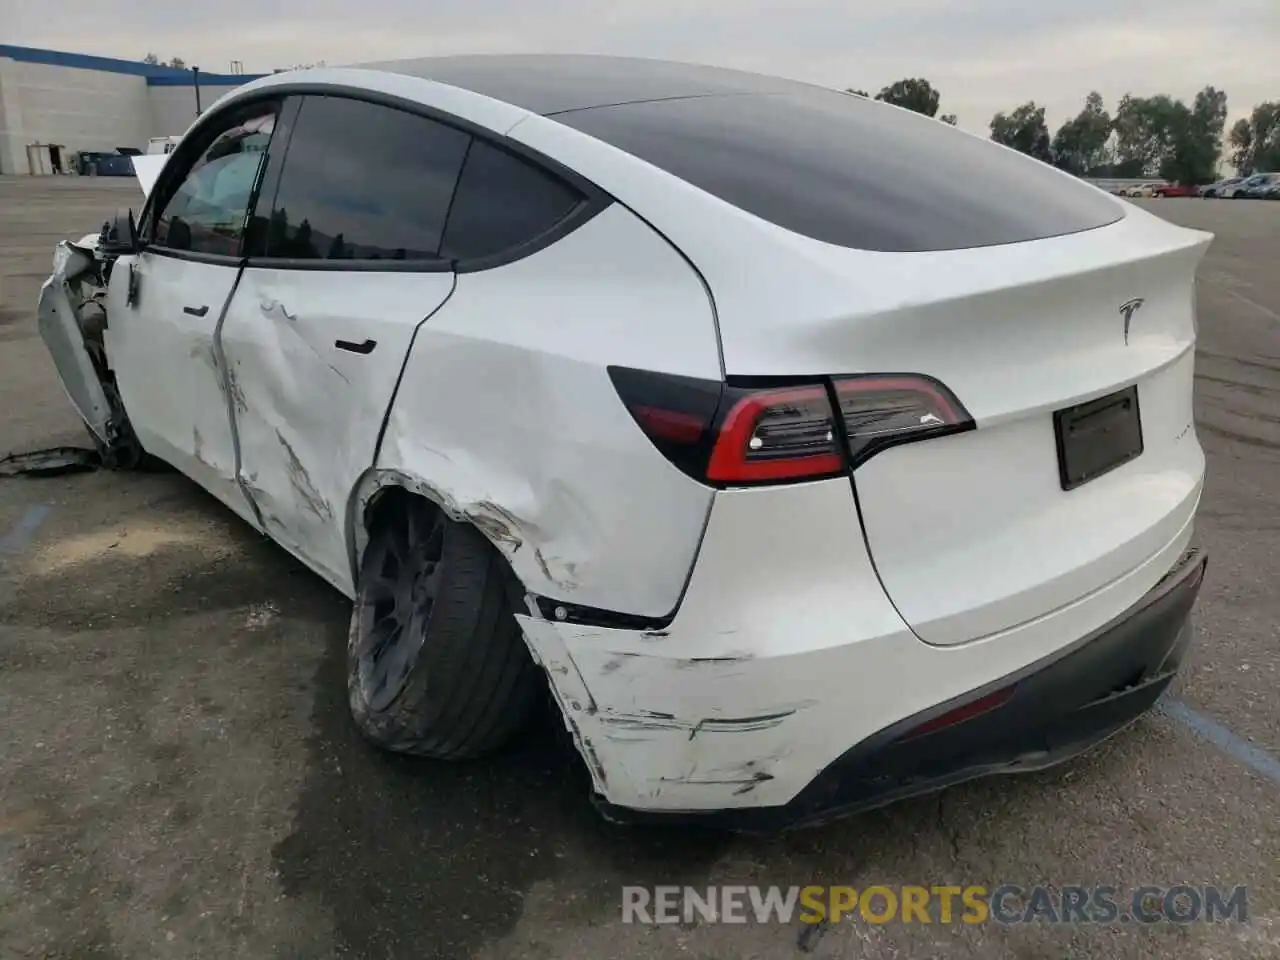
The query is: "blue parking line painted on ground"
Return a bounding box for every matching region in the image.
[0,504,51,555]
[1159,698,1280,785]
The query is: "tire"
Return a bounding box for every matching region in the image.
[347,494,541,759]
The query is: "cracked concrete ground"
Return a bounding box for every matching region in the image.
[1,178,1278,959]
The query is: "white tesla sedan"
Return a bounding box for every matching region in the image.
[38,55,1210,831]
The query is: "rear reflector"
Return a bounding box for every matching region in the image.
[897,685,1017,741]
[608,366,973,487]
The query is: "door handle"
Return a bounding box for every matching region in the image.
[183,304,209,317]
[335,338,377,355]
[260,299,296,322]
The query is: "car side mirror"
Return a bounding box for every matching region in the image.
[99,209,141,255]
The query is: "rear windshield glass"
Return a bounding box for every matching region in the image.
[557,89,1124,252]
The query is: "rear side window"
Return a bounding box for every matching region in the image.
[440,139,584,262]
[558,89,1125,252]
[261,95,470,261]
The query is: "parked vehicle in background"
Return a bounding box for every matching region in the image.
[1242,173,1280,198]
[74,151,136,177]
[1261,181,1280,201]
[1227,173,1278,198]
[1124,183,1161,198]
[147,136,182,155]
[1200,177,1241,198]
[1152,183,1199,198]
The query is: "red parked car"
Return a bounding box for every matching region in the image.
[1152,183,1200,197]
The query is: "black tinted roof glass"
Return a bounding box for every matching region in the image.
[365,54,804,115]
[557,89,1125,252]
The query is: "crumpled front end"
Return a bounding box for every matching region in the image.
[36,235,141,466]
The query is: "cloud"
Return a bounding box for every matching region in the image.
[7,0,1276,132]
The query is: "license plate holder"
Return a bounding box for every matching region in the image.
[1054,386,1143,491]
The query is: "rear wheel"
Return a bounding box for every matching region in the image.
[347,494,541,759]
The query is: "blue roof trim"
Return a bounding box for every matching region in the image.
[0,44,265,85]
[146,74,264,86]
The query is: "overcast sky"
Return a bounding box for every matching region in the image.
[7,0,1276,134]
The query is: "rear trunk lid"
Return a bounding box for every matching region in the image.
[723,211,1212,646]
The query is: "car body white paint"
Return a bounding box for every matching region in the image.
[37,63,1212,816]
[105,252,250,516]
[370,201,721,616]
[223,267,457,593]
[519,475,1197,809]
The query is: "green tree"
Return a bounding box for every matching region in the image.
[142,52,160,65]
[845,88,870,98]
[1051,91,1112,175]
[990,101,1052,162]
[1113,89,1228,183]
[1168,85,1228,183]
[939,113,958,125]
[168,57,186,69]
[1113,94,1165,175]
[1229,118,1254,174]
[1228,102,1280,175]
[875,78,940,118]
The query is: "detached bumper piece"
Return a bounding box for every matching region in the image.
[596,547,1207,834]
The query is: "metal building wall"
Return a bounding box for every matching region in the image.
[0,56,149,174]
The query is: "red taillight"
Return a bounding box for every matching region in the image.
[833,374,971,469]
[608,367,972,487]
[706,385,842,483]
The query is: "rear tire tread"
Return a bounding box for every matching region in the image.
[348,500,541,760]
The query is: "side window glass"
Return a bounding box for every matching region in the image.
[153,107,276,256]
[263,96,470,261]
[440,139,584,263]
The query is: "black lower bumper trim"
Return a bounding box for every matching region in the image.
[593,547,1207,834]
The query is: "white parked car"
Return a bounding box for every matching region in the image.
[1124,182,1161,198]
[38,56,1210,830]
[146,135,182,155]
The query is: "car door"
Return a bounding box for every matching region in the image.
[104,100,282,521]
[216,94,468,592]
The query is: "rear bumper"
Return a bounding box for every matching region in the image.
[596,547,1206,833]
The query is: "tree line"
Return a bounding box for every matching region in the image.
[849,78,1279,181]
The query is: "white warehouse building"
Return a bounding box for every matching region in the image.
[0,44,263,175]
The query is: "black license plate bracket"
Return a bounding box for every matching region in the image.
[1054,385,1143,491]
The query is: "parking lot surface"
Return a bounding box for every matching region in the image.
[1,178,1278,959]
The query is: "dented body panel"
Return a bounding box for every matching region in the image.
[105,252,252,519]
[520,477,1197,812]
[223,268,456,594]
[373,203,721,616]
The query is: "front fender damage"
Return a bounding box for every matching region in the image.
[19,235,143,472]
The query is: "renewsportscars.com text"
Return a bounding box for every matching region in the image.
[622,884,1249,926]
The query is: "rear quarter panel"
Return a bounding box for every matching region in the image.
[368,202,723,617]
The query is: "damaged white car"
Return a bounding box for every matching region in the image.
[39,56,1211,831]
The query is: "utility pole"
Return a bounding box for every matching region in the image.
[192,66,202,116]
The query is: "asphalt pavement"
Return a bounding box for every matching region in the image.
[1,177,1277,959]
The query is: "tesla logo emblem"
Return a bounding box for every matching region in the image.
[1119,298,1145,344]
